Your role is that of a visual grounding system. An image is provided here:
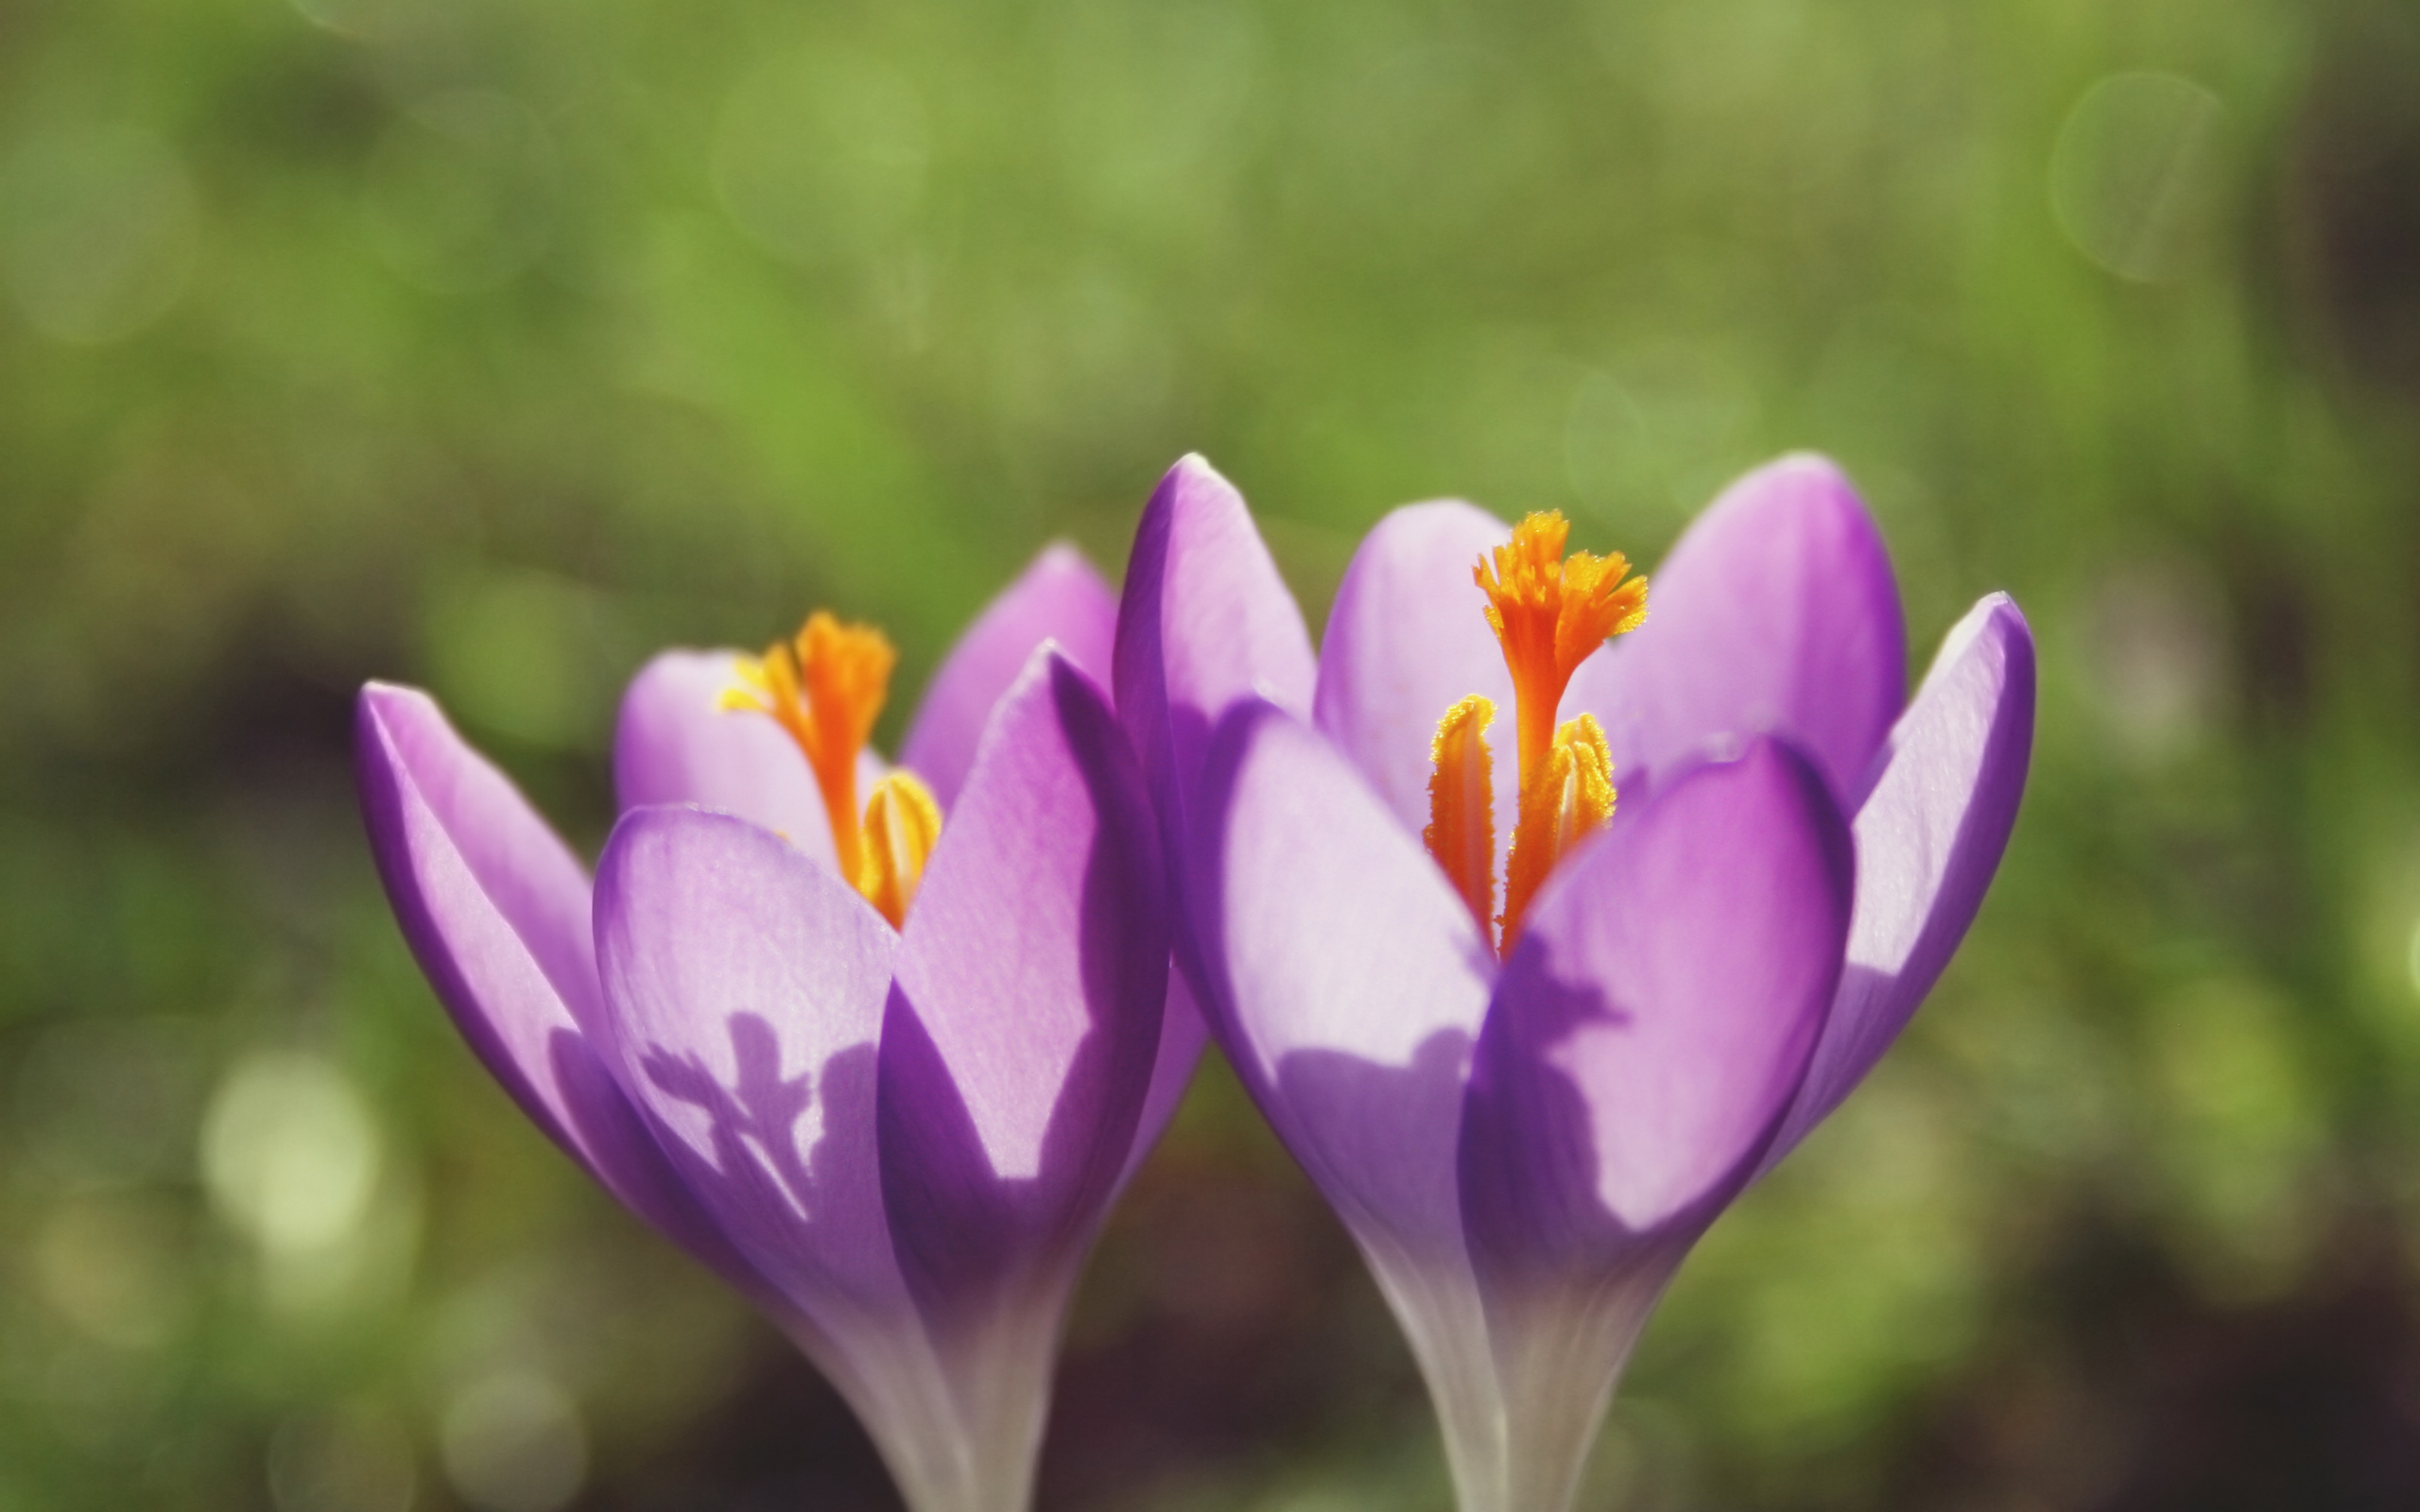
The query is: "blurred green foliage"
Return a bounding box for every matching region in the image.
[6,0,2420,1506]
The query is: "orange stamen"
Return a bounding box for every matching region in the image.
[1424,512,1646,957]
[1474,512,1648,785]
[723,610,900,893]
[1423,695,1497,948]
[1499,714,1614,948]
[858,771,942,929]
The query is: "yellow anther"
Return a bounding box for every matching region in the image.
[1499,714,1615,949]
[725,610,945,924]
[1423,515,1642,957]
[858,771,942,930]
[1423,695,1497,949]
[1475,512,1647,786]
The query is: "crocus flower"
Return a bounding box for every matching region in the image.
[1115,455,2034,1512]
[356,545,1199,1512]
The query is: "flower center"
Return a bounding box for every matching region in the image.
[724,610,943,928]
[1424,512,1648,954]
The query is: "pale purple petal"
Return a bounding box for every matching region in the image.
[1187,701,1494,1262]
[354,684,755,1280]
[613,650,836,867]
[1312,500,1517,868]
[1460,737,1853,1286]
[1188,701,1507,1507]
[881,652,1170,1323]
[1568,454,1907,805]
[1114,455,1318,860]
[900,544,1118,811]
[1759,593,2035,1172]
[591,806,907,1324]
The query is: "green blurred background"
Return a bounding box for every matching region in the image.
[6,0,2420,1505]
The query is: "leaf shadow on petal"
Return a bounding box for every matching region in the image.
[599,1003,898,1323]
[548,1023,867,1327]
[1461,929,1802,1310]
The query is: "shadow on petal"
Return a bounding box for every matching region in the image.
[879,655,1170,1337]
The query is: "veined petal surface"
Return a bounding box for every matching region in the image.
[1193,703,1494,1252]
[1567,455,1906,805]
[592,807,907,1329]
[1455,738,1852,1512]
[899,544,1118,810]
[354,684,752,1280]
[1313,500,1518,868]
[1462,737,1853,1280]
[881,651,1169,1322]
[1760,593,2035,1172]
[1114,455,1317,859]
[613,649,834,861]
[877,650,1170,1512]
[1188,701,1509,1508]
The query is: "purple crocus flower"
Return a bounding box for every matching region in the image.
[1115,455,2034,1512]
[355,544,1200,1512]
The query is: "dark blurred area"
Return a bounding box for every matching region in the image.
[6,0,2420,1507]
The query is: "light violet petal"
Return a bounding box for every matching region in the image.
[1313,500,1518,868]
[1114,455,1317,858]
[613,649,836,867]
[592,806,908,1327]
[1461,737,1852,1280]
[1760,593,2035,1171]
[900,543,1119,810]
[588,803,976,1512]
[882,652,1169,1325]
[1452,739,1854,1512]
[1188,700,1507,1509]
[354,684,756,1280]
[1187,702,1493,1262]
[1568,454,1906,805]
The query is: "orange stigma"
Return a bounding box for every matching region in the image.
[1425,512,1646,954]
[1475,512,1648,784]
[725,610,942,926]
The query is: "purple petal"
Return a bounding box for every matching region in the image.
[1460,737,1852,1288]
[591,805,908,1324]
[899,543,1119,811]
[1114,455,1318,857]
[880,652,1171,1324]
[613,650,835,865]
[1759,593,2035,1171]
[1312,500,1518,866]
[1115,971,1209,1194]
[1187,701,1494,1263]
[1567,454,1907,806]
[354,684,753,1279]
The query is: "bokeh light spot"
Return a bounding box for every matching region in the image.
[32,1196,187,1350]
[2049,71,2225,284]
[440,1371,587,1512]
[199,1052,381,1258]
[2083,559,2228,765]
